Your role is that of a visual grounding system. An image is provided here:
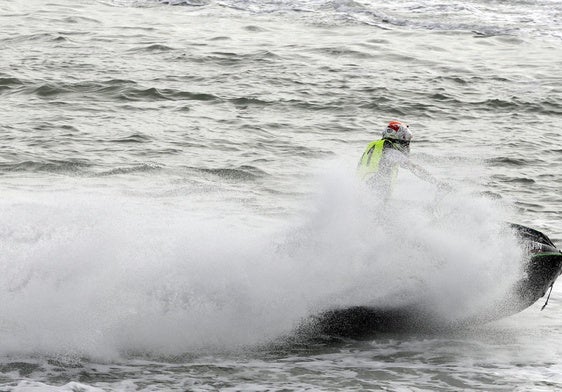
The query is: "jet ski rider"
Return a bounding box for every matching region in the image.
[357,120,449,198]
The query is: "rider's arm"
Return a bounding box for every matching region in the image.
[402,160,451,190]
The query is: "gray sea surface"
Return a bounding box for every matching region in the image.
[1,0,562,391]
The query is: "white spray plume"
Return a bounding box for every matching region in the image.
[0,165,524,359]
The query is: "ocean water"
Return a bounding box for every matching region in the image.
[1,0,561,390]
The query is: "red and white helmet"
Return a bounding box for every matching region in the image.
[381,121,412,142]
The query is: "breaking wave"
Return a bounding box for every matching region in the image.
[97,0,562,40]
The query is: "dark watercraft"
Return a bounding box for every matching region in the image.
[310,223,562,338]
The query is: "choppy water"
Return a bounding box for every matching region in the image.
[1,0,561,390]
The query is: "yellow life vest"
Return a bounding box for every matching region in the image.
[357,139,400,183]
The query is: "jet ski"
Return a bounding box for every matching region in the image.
[509,223,562,312]
[308,223,562,338]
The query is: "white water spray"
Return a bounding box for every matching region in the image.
[0,166,524,359]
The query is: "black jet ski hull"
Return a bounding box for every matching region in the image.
[308,224,562,338]
[510,223,562,310]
